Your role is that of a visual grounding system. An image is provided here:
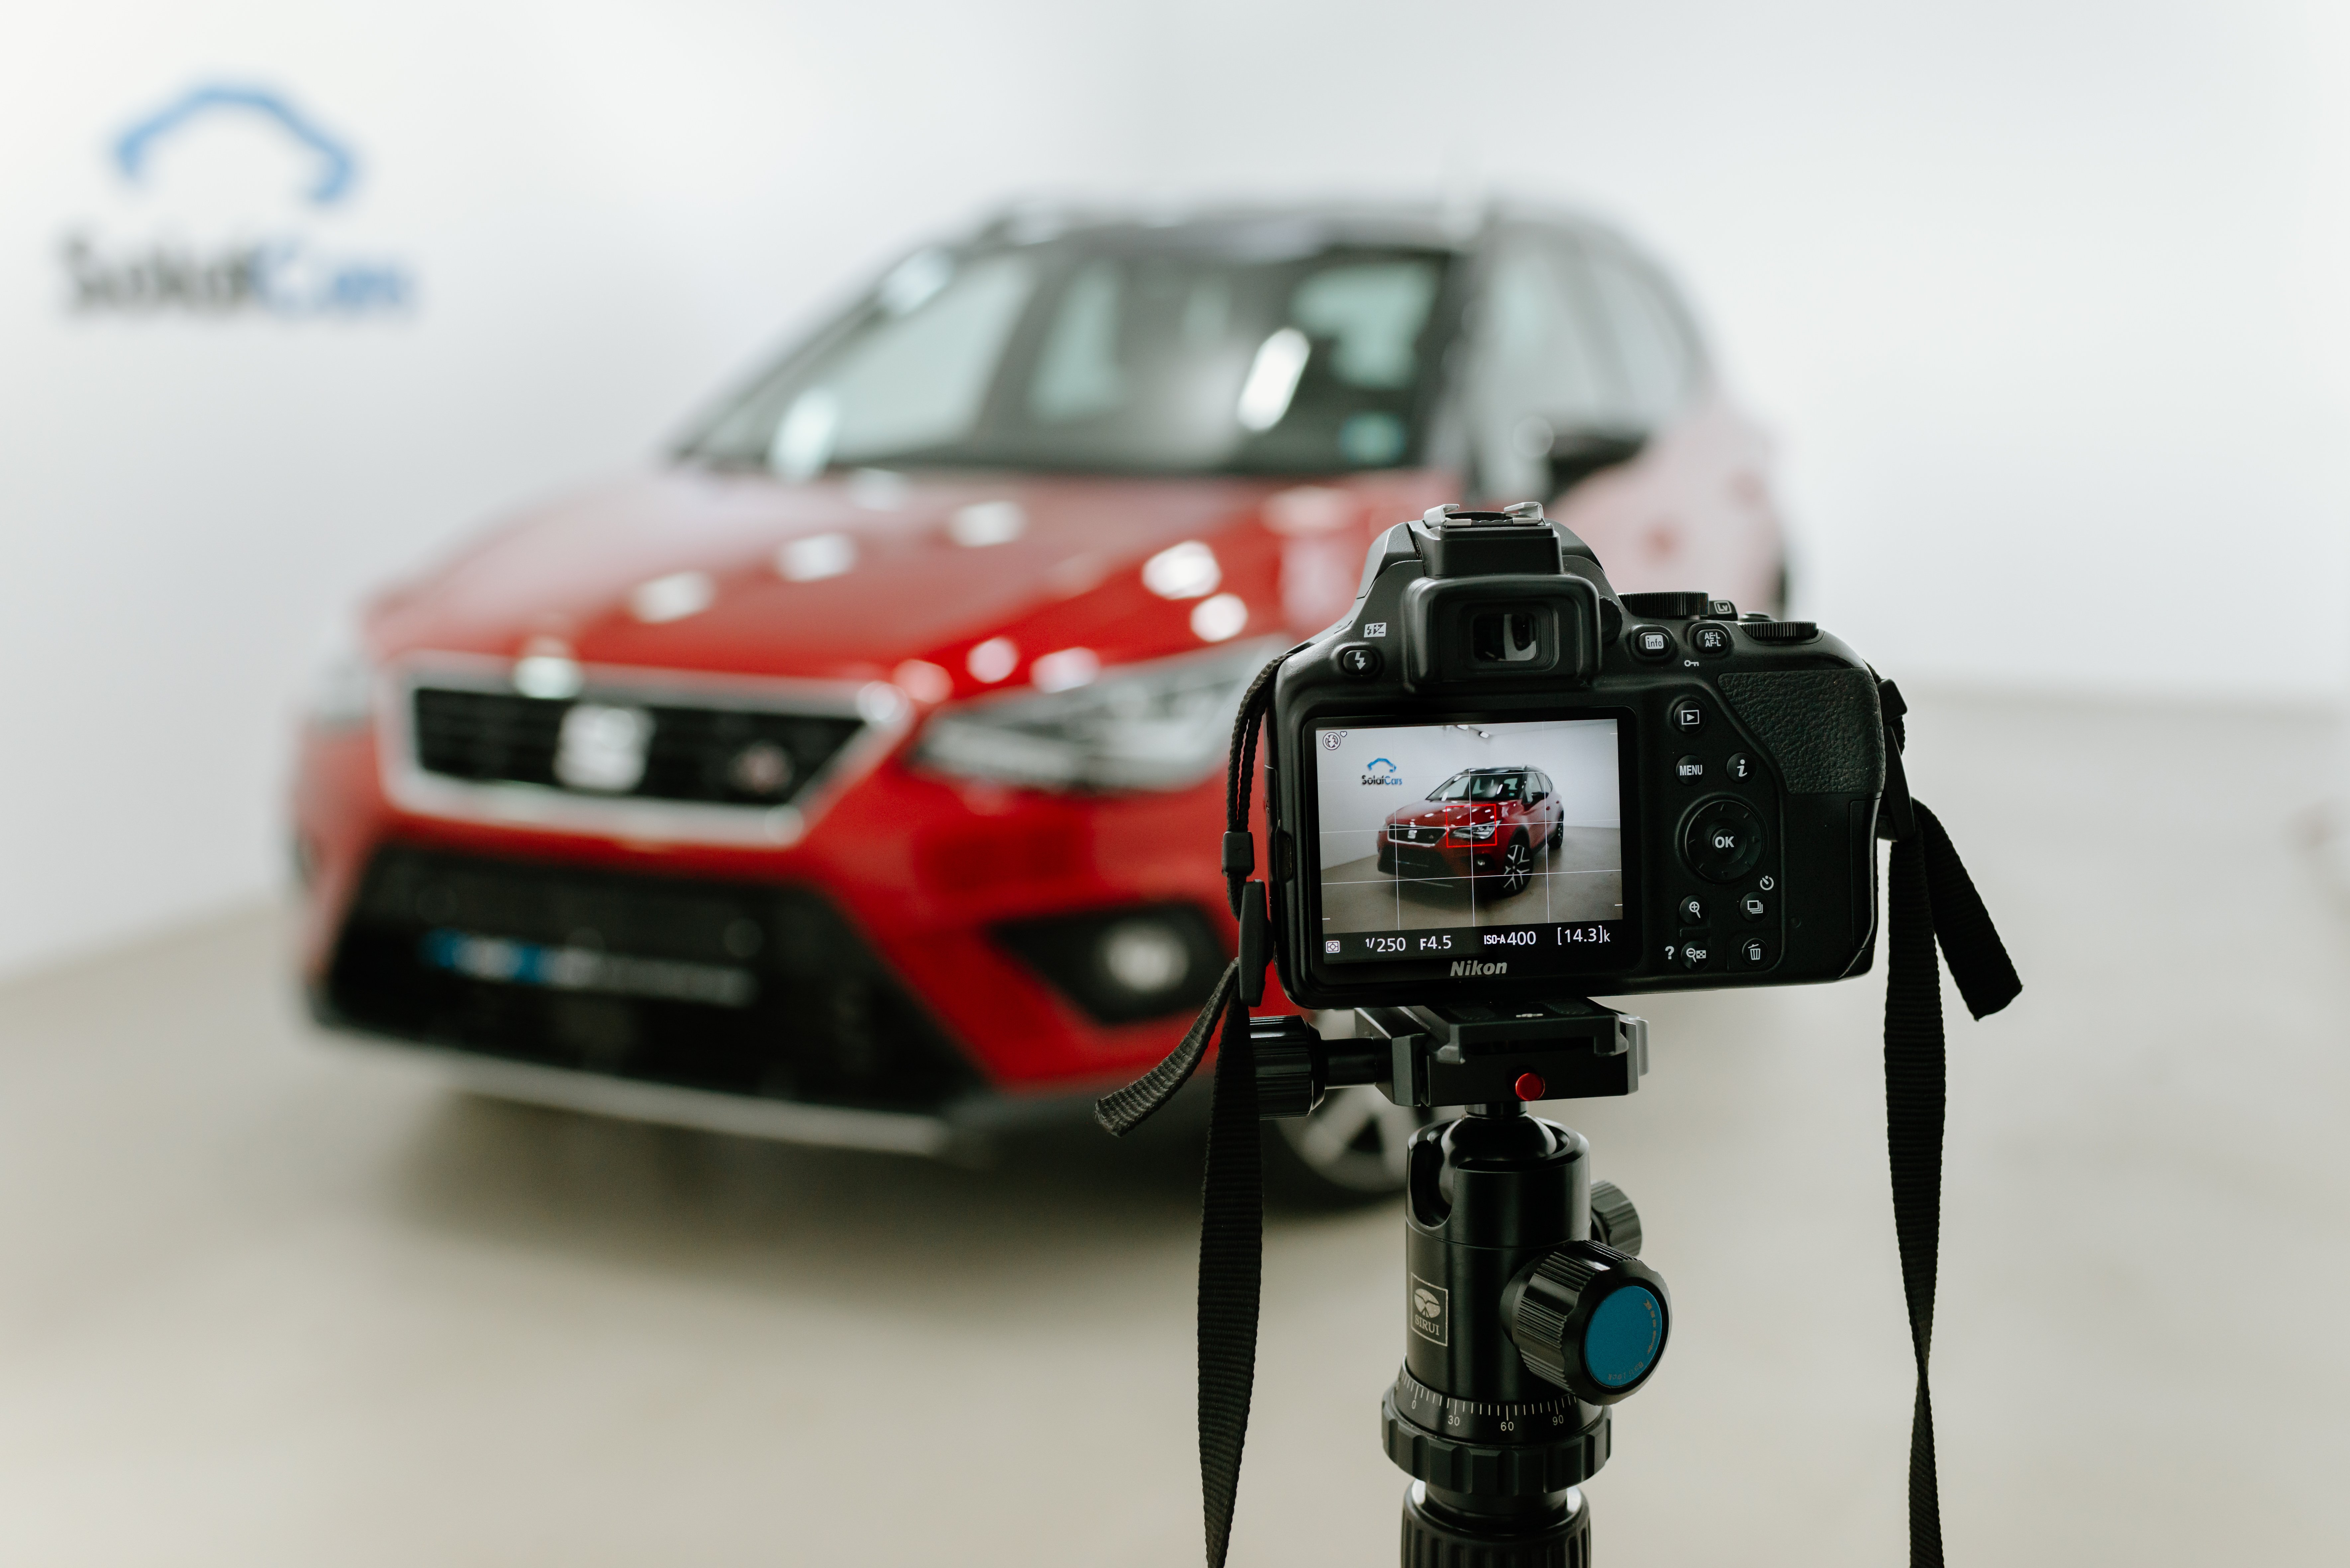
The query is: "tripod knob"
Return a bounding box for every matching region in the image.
[1504,1241,1670,1404]
[1588,1179,1642,1255]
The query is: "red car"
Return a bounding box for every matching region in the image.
[1378,766,1564,895]
[293,201,1785,1196]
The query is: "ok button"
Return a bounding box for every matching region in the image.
[1682,800,1765,883]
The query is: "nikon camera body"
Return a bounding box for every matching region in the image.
[1267,505,1887,1012]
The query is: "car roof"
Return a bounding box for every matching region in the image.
[966,197,1621,257]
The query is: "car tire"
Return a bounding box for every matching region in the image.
[1266,1084,1435,1204]
[1547,821,1563,852]
[1498,835,1532,897]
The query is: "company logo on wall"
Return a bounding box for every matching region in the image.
[1360,758,1404,786]
[61,83,415,318]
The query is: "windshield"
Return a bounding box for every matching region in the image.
[682,235,1457,477]
[1430,773,1521,803]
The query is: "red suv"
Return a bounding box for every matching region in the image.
[292,202,1784,1195]
[1379,767,1563,896]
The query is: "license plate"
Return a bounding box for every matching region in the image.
[418,929,758,1008]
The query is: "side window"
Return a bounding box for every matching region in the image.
[1581,245,1701,426]
[1470,236,1618,500]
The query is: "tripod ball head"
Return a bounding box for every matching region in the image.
[1504,1241,1671,1405]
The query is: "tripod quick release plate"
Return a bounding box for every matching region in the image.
[1250,999,1647,1118]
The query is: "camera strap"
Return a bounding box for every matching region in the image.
[1095,653,1286,1568]
[1876,679,2020,1567]
[1096,668,2017,1568]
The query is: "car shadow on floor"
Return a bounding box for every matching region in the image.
[379,1085,1350,1310]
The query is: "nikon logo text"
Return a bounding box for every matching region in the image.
[1450,960,1508,976]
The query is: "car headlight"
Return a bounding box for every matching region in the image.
[1458,822,1498,841]
[914,639,1283,791]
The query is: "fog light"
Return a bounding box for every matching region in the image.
[994,902,1223,1024]
[1100,919,1191,997]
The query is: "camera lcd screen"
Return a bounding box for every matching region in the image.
[1312,718,1628,969]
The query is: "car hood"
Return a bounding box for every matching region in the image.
[368,467,1442,693]
[1389,802,1489,827]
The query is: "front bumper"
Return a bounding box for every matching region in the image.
[1386,836,1504,877]
[293,718,1249,1141]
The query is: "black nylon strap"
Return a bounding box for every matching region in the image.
[1884,827,1948,1566]
[1195,982,1260,1566]
[1095,961,1237,1137]
[1094,654,1288,1568]
[1884,795,2020,1567]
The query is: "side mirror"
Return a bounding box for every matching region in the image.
[1535,424,1648,501]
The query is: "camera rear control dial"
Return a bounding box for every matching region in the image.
[1681,799,1764,883]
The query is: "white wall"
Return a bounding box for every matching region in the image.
[2,0,2344,976]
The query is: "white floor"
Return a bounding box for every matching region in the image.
[1,690,2345,1566]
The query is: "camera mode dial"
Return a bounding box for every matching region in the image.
[1504,1241,1670,1404]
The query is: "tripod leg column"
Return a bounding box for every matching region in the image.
[1401,1482,1590,1568]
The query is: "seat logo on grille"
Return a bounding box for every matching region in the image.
[554,703,653,793]
[727,740,794,797]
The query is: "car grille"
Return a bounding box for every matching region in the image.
[411,685,864,806]
[323,847,981,1112]
[1394,826,1442,843]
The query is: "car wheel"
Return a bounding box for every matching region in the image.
[1547,821,1563,852]
[1267,1084,1434,1202]
[1499,835,1532,896]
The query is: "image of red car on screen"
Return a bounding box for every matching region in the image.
[1377,767,1561,896]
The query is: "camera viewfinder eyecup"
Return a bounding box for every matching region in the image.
[1400,506,1603,695]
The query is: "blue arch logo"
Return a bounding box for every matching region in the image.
[1361,757,1403,786]
[114,84,359,205]
[64,82,411,317]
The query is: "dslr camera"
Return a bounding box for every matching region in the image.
[1114,502,2007,1568]
[1265,502,1886,1019]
